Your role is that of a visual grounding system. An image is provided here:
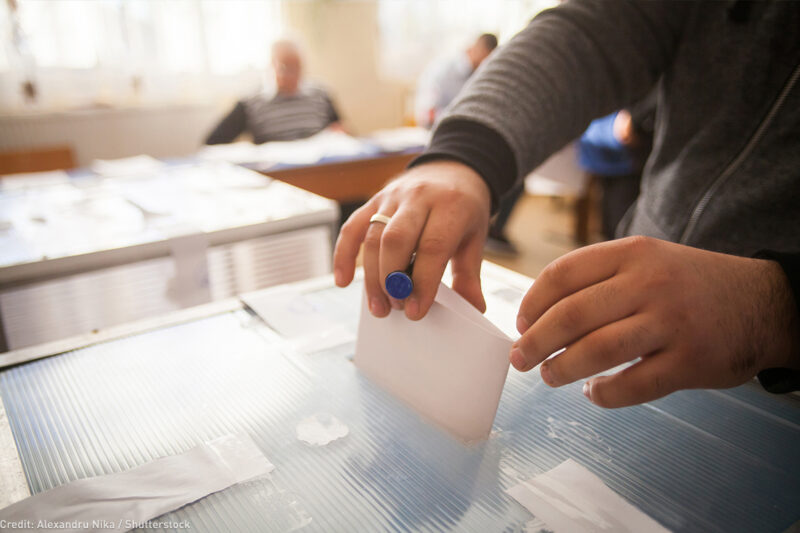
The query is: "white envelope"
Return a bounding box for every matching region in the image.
[355,283,512,443]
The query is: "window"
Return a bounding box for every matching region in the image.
[378,0,558,82]
[0,0,283,110]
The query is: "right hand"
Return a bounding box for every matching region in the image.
[333,160,492,320]
[612,109,635,146]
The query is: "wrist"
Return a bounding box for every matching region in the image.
[410,118,517,213]
[755,259,800,371]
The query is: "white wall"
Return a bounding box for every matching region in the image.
[283,1,410,134]
[0,105,222,166]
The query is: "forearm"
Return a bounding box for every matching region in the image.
[205,101,246,145]
[410,120,515,211]
[418,0,690,204]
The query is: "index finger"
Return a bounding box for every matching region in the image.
[517,240,623,333]
[333,199,378,287]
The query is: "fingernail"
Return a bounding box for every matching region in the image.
[405,297,419,319]
[334,268,344,286]
[370,297,385,316]
[582,381,592,401]
[516,315,530,334]
[510,346,528,371]
[390,298,403,310]
[540,362,556,386]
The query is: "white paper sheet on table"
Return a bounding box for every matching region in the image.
[256,130,367,165]
[367,127,431,152]
[91,155,164,178]
[506,459,670,533]
[355,282,512,443]
[0,434,274,533]
[242,288,356,354]
[198,141,261,164]
[0,170,70,191]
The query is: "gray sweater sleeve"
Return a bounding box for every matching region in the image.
[421,0,691,202]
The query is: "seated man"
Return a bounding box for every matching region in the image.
[205,40,342,145]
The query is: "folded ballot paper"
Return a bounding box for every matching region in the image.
[0,434,273,533]
[355,282,513,443]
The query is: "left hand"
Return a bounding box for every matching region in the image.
[511,236,800,408]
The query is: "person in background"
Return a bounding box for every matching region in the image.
[414,33,498,130]
[415,33,519,255]
[205,40,342,145]
[578,92,657,239]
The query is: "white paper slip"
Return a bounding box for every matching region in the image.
[0,434,274,533]
[91,154,164,178]
[506,459,670,533]
[355,282,512,443]
[0,170,70,191]
[197,141,261,164]
[367,127,431,152]
[242,288,356,353]
[166,232,212,307]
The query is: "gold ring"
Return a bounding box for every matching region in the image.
[369,213,392,225]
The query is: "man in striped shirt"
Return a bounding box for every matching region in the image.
[205,40,342,145]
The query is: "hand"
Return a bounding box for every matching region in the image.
[511,236,800,408]
[334,160,491,320]
[612,109,635,146]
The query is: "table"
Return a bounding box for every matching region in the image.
[198,128,428,204]
[1,262,797,532]
[0,162,338,352]
[262,151,418,204]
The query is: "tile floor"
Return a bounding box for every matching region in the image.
[485,194,591,280]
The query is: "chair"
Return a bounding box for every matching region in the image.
[524,142,598,245]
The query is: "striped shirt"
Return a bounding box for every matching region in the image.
[205,84,340,145]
